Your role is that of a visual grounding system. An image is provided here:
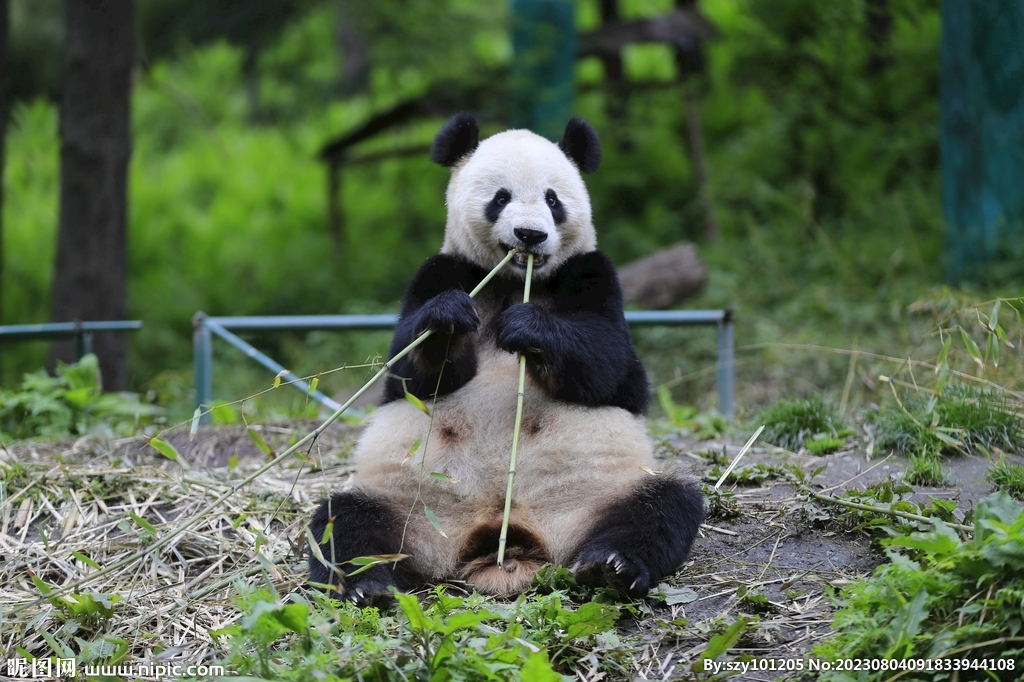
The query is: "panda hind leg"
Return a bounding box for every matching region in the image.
[570,476,705,598]
[308,489,420,607]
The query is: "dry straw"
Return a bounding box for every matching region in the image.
[497,253,534,567]
[6,250,517,618]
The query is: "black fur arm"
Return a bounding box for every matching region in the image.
[383,255,483,403]
[496,251,649,414]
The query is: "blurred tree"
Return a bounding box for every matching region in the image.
[49,0,135,390]
[0,0,8,327]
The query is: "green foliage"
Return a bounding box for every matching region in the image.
[654,385,728,439]
[988,460,1024,501]
[758,395,847,451]
[0,355,161,440]
[810,478,962,536]
[903,452,948,487]
[814,493,1024,680]
[208,583,629,680]
[875,383,1024,457]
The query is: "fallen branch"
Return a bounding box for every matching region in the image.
[808,491,975,533]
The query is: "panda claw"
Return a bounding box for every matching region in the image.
[630,579,640,591]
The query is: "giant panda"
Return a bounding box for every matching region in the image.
[309,114,705,605]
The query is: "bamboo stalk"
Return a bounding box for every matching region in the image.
[9,249,517,616]
[809,491,975,533]
[498,253,534,568]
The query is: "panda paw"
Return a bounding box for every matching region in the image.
[496,303,551,356]
[570,549,653,598]
[415,290,479,336]
[339,577,396,608]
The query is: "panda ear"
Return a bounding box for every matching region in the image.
[558,118,602,173]
[431,113,480,167]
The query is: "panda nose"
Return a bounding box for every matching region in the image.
[514,228,548,247]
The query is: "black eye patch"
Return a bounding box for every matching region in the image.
[485,188,512,223]
[545,189,566,225]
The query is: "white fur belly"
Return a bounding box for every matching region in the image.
[351,348,655,570]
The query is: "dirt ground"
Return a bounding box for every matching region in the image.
[2,419,1020,681]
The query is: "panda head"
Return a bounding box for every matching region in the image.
[431,113,602,279]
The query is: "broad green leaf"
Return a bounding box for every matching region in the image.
[695,616,749,670]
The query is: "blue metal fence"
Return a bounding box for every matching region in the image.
[194,310,735,423]
[0,320,143,361]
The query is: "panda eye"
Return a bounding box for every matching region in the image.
[545,190,559,207]
[497,195,507,206]
[546,196,556,207]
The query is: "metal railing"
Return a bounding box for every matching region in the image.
[193,309,735,423]
[0,320,143,361]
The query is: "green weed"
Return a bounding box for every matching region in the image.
[814,493,1024,680]
[0,355,162,440]
[987,461,1024,500]
[207,581,631,681]
[804,434,846,455]
[758,395,847,452]
[903,453,948,487]
[875,383,1024,457]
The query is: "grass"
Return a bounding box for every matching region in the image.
[988,460,1024,500]
[757,395,848,452]
[875,383,1024,457]
[904,453,948,486]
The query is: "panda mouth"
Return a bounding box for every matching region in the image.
[509,250,548,268]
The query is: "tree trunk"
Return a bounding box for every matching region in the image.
[682,86,720,243]
[50,0,135,390]
[0,0,9,331]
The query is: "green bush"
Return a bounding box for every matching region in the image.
[815,493,1024,680]
[0,354,161,440]
[758,395,847,451]
[876,383,1024,457]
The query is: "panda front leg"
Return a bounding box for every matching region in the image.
[569,476,705,598]
[308,490,419,606]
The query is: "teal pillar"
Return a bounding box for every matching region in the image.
[941,0,1024,282]
[510,0,577,140]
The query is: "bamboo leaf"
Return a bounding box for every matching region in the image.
[129,512,158,534]
[990,299,1001,331]
[424,505,447,537]
[936,335,951,368]
[429,471,459,483]
[308,373,321,396]
[935,363,949,395]
[248,427,275,457]
[190,407,202,437]
[345,553,410,577]
[72,551,101,570]
[409,437,423,454]
[405,391,431,415]
[273,369,289,388]
[147,437,183,464]
[959,328,983,367]
[319,519,334,545]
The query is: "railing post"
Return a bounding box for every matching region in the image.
[717,308,735,419]
[193,312,213,425]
